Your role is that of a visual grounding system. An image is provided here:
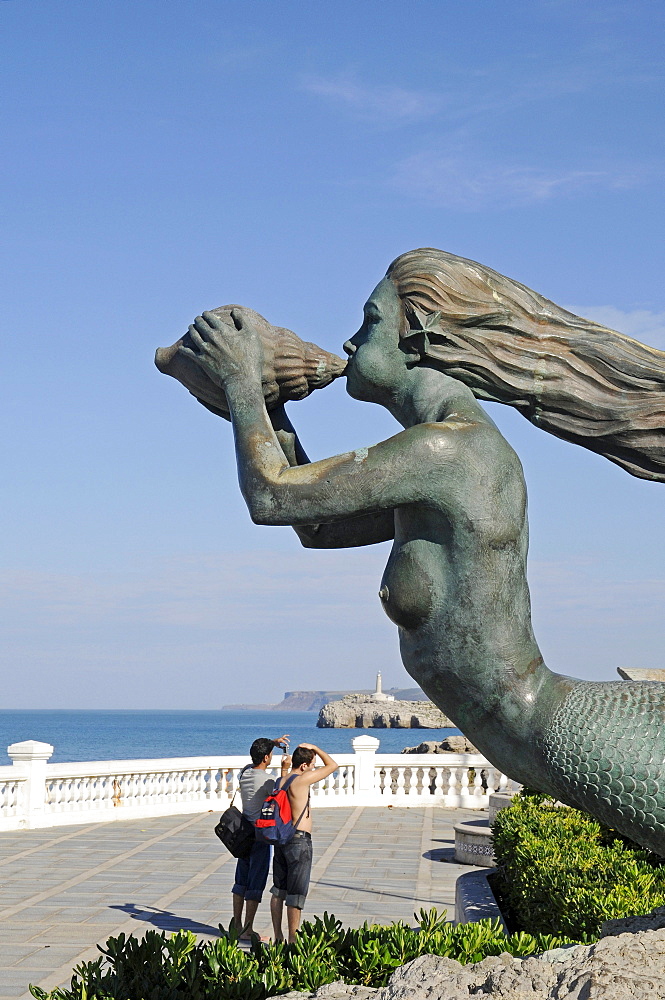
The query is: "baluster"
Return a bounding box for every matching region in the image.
[498,771,508,792]
[485,768,497,798]
[133,772,142,807]
[404,766,415,797]
[445,767,460,807]
[213,768,223,800]
[474,769,484,803]
[395,766,406,797]
[433,766,445,799]
[460,768,471,806]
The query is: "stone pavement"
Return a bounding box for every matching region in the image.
[0,806,483,1000]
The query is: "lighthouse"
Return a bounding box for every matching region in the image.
[370,671,395,702]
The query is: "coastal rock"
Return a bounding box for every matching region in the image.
[401,736,479,754]
[317,696,452,729]
[271,927,665,999]
[601,905,665,937]
[276,985,377,1000]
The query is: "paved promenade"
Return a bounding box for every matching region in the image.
[0,806,483,1000]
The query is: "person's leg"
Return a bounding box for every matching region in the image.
[239,842,271,938]
[270,845,288,942]
[270,894,285,942]
[232,892,245,928]
[240,898,260,937]
[286,903,302,943]
[283,833,313,942]
[231,856,250,931]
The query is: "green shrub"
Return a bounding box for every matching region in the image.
[29,909,574,1000]
[492,790,665,939]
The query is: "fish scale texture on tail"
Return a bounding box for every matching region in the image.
[540,680,665,855]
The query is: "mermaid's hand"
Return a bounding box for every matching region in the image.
[178,308,264,388]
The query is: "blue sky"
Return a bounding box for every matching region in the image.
[1,0,663,709]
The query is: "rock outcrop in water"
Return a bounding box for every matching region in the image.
[401,735,479,754]
[317,695,452,729]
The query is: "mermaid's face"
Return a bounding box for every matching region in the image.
[343,278,409,403]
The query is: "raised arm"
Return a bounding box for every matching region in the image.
[296,744,338,784]
[179,310,444,528]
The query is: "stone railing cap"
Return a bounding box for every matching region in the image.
[7,740,55,761]
[351,735,381,750]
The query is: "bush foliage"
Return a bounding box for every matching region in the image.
[30,909,573,1000]
[492,790,665,939]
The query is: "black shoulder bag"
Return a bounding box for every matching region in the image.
[214,765,256,859]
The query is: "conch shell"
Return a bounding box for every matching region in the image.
[155,305,347,418]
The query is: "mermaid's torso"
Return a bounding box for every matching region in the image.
[372,423,665,854]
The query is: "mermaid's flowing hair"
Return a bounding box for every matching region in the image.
[386,248,665,482]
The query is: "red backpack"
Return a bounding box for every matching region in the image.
[255,774,307,845]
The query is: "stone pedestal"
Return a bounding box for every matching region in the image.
[488,789,519,824]
[454,818,495,867]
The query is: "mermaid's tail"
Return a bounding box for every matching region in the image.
[540,680,665,855]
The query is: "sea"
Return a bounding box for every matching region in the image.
[0,710,460,765]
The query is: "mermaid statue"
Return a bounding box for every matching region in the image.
[157,249,665,854]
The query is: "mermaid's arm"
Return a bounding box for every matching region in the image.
[179,309,449,528]
[270,406,394,549]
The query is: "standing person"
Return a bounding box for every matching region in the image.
[232,734,290,940]
[270,743,337,943]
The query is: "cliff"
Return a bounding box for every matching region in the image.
[317,695,452,729]
[272,687,428,712]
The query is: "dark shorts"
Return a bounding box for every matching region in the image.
[271,832,313,910]
[232,840,271,902]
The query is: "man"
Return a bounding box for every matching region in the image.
[270,742,337,943]
[232,734,290,940]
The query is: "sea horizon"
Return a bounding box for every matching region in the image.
[0,709,460,765]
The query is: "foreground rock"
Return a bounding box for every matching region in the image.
[401,736,479,754]
[318,696,452,729]
[275,918,665,999]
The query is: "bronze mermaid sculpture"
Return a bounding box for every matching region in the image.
[158,249,665,854]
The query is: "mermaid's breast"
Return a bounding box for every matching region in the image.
[379,538,441,631]
[540,680,665,854]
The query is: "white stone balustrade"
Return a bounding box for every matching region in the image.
[0,737,517,830]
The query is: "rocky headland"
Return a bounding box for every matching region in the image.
[317,695,452,729]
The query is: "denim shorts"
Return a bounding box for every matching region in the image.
[232,840,271,902]
[270,831,313,910]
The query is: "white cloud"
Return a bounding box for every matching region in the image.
[302,74,442,124]
[390,151,642,210]
[566,306,665,350]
